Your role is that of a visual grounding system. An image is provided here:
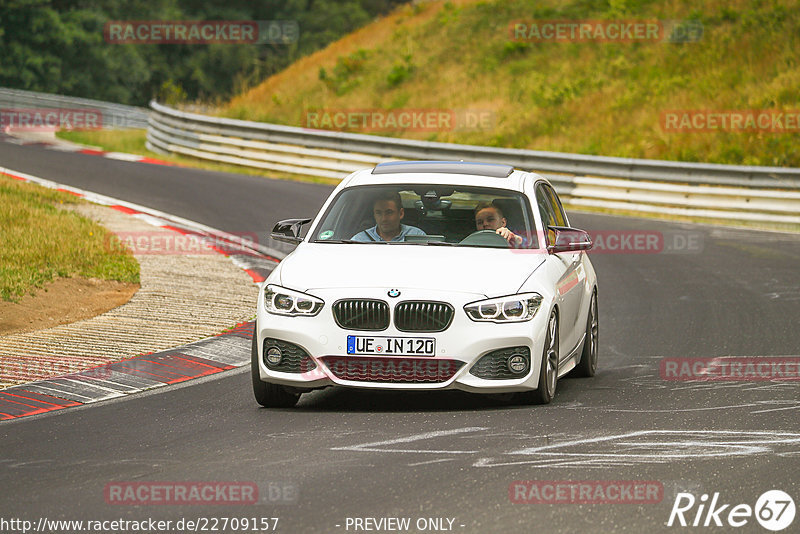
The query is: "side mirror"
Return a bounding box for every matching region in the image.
[271,218,312,244]
[547,226,593,254]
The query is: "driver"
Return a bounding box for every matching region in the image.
[351,191,425,242]
[474,201,523,246]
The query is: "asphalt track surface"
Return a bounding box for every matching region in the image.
[2,139,800,533]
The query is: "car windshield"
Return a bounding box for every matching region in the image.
[311,184,538,248]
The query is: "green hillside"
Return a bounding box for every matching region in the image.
[222,0,800,167]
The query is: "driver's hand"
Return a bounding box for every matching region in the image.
[496,227,523,246]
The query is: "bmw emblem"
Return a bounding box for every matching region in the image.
[388,289,401,298]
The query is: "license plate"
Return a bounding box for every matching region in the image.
[347,336,435,356]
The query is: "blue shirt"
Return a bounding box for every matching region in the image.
[351,224,425,242]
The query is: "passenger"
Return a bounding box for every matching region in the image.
[474,201,523,246]
[351,191,425,242]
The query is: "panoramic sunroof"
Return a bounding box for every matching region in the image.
[371,160,515,178]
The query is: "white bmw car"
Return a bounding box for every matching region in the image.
[252,161,598,407]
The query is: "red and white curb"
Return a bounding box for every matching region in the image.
[0,166,285,420]
[76,148,173,166]
[1,133,173,166]
[0,322,255,420]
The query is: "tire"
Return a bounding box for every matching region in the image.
[519,311,559,405]
[571,290,598,378]
[251,323,301,408]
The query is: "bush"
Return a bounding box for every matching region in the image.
[387,55,415,87]
[320,49,372,95]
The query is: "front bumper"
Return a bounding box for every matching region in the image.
[255,287,549,394]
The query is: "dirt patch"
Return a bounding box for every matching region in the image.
[0,278,139,336]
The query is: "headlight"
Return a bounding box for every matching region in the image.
[264,285,324,316]
[464,293,543,323]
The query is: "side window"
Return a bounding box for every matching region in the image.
[536,184,566,245]
[536,186,558,228]
[536,186,558,246]
[543,184,568,227]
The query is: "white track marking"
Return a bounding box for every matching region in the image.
[473,430,800,468]
[407,458,457,466]
[563,399,800,414]
[751,404,800,414]
[331,427,488,454]
[511,430,800,454]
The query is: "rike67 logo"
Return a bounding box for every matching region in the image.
[668,490,795,531]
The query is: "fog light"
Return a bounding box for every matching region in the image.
[265,346,282,365]
[507,353,529,374]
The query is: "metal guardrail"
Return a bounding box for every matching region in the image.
[0,87,148,129]
[146,100,800,224]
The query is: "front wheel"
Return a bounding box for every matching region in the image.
[519,311,559,405]
[251,323,301,408]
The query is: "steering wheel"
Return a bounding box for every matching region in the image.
[458,230,511,247]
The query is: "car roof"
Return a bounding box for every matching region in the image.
[343,161,531,191]
[373,160,514,177]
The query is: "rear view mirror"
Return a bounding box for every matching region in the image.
[271,218,312,244]
[547,226,593,254]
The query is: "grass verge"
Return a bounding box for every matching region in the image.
[223,0,800,168]
[0,174,140,302]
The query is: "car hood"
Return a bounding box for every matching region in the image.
[277,243,546,298]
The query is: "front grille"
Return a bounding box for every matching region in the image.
[321,356,464,383]
[394,301,454,332]
[263,338,317,373]
[332,299,389,331]
[470,346,531,380]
